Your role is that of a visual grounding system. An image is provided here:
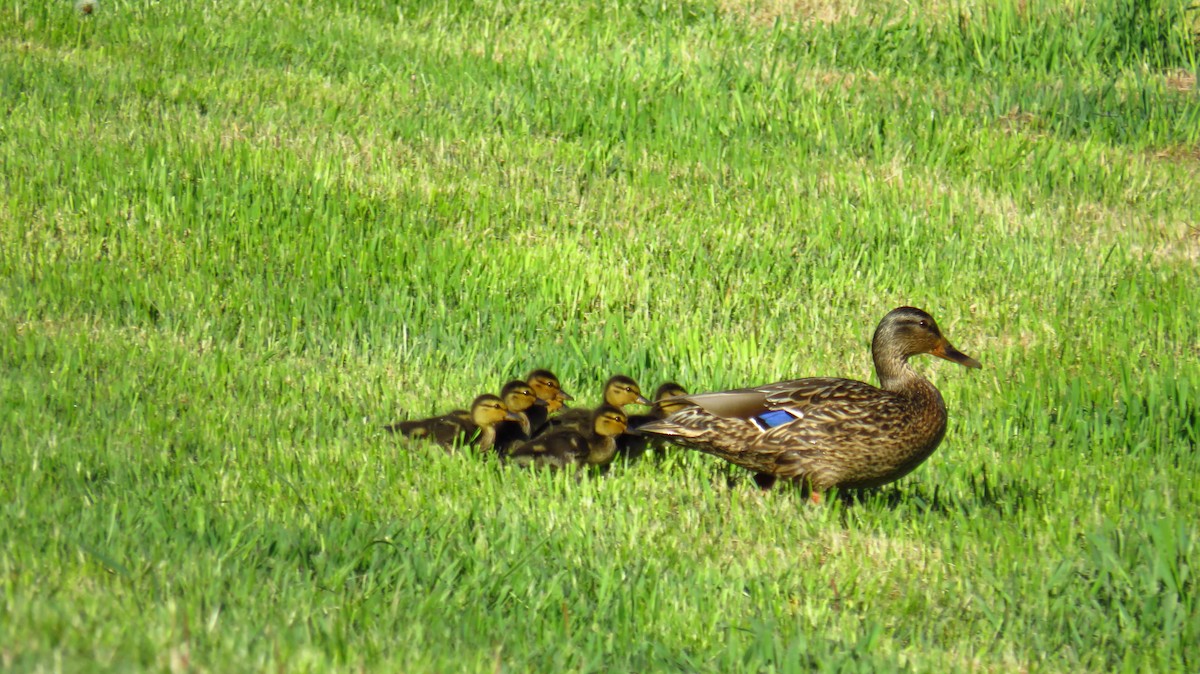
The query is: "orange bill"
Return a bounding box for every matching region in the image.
[931,340,982,369]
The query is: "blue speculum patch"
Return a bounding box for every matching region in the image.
[754,410,797,429]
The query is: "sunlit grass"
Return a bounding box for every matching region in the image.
[2,0,1198,671]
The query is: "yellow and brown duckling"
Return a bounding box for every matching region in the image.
[386,394,517,453]
[534,374,649,436]
[617,382,691,460]
[524,369,573,431]
[627,382,691,429]
[493,379,548,454]
[504,405,629,470]
[637,307,980,503]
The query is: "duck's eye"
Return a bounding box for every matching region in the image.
[917,320,928,328]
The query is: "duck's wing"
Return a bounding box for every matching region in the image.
[645,378,903,438]
[505,430,587,468]
[532,407,588,436]
[428,415,478,447]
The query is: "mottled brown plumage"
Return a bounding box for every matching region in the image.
[386,394,515,452]
[505,405,628,470]
[534,374,649,436]
[637,307,980,501]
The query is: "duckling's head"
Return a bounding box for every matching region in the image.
[591,404,629,438]
[874,307,981,369]
[499,380,539,414]
[526,369,574,403]
[470,394,516,428]
[652,382,691,415]
[602,375,652,408]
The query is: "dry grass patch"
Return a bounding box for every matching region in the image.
[823,529,945,574]
[994,106,1044,136]
[1164,68,1197,94]
[1066,197,1200,267]
[793,66,881,92]
[719,0,998,26]
[718,0,864,26]
[1152,143,1200,165]
[1141,223,1200,266]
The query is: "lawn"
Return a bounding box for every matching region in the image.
[2,0,1198,671]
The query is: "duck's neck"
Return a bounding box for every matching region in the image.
[476,424,497,451]
[874,350,948,427]
[586,433,618,465]
[526,405,548,430]
[873,339,932,396]
[515,411,531,437]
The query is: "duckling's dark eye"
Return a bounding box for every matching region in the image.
[917,320,928,328]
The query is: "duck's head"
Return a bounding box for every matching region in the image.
[873,307,981,370]
[652,382,691,415]
[591,404,629,438]
[470,394,518,427]
[527,369,574,404]
[602,375,652,407]
[500,380,539,414]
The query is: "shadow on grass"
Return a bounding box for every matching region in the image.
[718,465,1044,517]
[844,470,1044,516]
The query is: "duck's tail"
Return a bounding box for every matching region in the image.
[384,419,426,438]
[634,409,710,440]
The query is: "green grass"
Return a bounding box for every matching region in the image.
[2,0,1199,671]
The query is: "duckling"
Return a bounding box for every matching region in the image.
[493,379,546,454]
[524,369,572,429]
[385,394,515,452]
[627,382,691,429]
[504,405,629,470]
[581,405,631,466]
[533,374,649,436]
[617,382,691,460]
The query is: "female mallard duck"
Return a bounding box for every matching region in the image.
[504,405,628,470]
[534,374,649,436]
[494,379,548,454]
[386,394,516,453]
[636,307,980,502]
[524,369,573,431]
[617,382,691,460]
